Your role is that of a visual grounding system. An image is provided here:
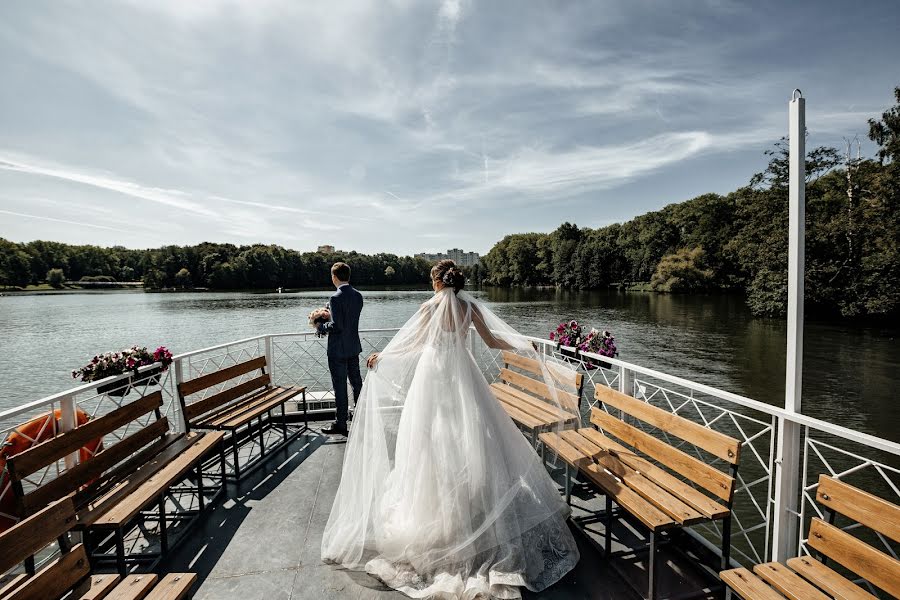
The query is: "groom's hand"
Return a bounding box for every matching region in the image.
[366,352,379,369]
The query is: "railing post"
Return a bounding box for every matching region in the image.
[772,90,805,562]
[265,336,275,386]
[173,358,187,434]
[618,365,633,397]
[59,394,79,470]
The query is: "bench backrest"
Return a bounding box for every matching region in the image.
[591,386,741,503]
[0,497,92,600]
[499,351,583,413]
[6,392,169,515]
[808,475,900,598]
[177,356,270,423]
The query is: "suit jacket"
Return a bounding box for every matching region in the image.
[319,284,363,358]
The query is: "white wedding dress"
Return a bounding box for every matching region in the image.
[321,289,580,599]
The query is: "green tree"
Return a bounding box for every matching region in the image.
[650,248,714,292]
[46,268,66,288]
[0,239,33,287]
[142,268,165,290]
[174,268,192,289]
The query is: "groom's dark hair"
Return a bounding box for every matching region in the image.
[331,262,351,282]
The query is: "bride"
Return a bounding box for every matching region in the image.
[321,260,580,599]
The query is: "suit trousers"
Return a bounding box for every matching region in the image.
[329,354,362,426]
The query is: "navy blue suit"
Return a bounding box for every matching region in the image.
[318,284,363,427]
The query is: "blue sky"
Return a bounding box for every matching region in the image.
[1,0,898,255]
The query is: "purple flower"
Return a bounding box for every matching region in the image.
[549,332,555,341]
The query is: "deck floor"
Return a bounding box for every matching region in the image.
[160,429,719,599]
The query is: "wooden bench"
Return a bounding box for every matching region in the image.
[0,498,196,600]
[490,351,583,445]
[540,385,741,600]
[5,392,225,575]
[177,356,307,480]
[721,475,900,600]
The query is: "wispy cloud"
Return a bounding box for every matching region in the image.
[0,154,217,217]
[0,209,129,232]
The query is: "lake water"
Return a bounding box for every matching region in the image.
[0,288,897,443]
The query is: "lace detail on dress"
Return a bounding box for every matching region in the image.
[362,511,579,599]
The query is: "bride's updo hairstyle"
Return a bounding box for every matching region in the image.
[431,259,465,293]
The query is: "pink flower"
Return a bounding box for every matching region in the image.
[549,332,555,340]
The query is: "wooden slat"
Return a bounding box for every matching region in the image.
[22,418,170,513]
[0,497,77,574]
[491,384,571,421]
[75,574,123,600]
[73,434,184,511]
[492,386,568,426]
[9,394,163,480]
[497,397,548,431]
[591,408,734,501]
[143,573,197,600]
[103,574,158,600]
[752,562,831,600]
[76,433,199,526]
[786,556,877,600]
[498,368,579,411]
[539,432,593,468]
[596,387,740,464]
[194,386,287,428]
[720,568,787,600]
[0,574,29,599]
[578,428,729,519]
[91,432,223,527]
[817,475,900,543]
[217,387,304,429]
[190,387,272,426]
[7,544,91,600]
[580,462,676,531]
[539,432,675,531]
[502,351,583,388]
[807,518,900,598]
[184,374,270,421]
[559,430,706,526]
[178,356,266,397]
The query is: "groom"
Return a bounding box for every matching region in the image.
[318,262,363,436]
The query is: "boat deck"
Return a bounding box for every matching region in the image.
[158,429,718,599]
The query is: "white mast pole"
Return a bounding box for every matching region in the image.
[772,89,805,561]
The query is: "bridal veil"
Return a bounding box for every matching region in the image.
[321,289,580,598]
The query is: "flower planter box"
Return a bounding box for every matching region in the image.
[97,366,163,397]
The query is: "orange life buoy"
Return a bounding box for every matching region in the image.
[0,408,103,532]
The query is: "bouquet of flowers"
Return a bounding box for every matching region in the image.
[309,307,331,337]
[578,329,618,369]
[72,345,174,383]
[549,320,584,348]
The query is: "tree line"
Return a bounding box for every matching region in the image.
[0,239,440,290]
[481,86,900,319]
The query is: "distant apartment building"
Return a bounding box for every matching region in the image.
[416,248,481,267]
[317,245,335,253]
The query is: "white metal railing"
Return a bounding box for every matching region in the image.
[2,330,898,572]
